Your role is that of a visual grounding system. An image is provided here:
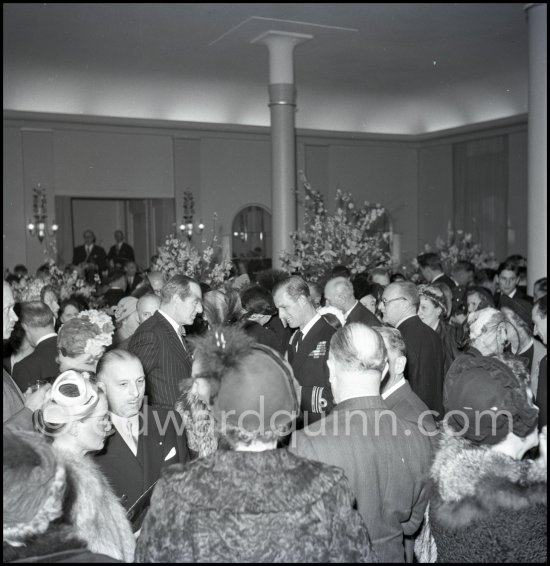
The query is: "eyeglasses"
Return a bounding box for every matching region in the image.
[381,297,408,306]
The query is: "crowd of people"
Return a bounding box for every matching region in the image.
[2,231,548,563]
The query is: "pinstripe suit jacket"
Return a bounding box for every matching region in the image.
[129,311,192,408]
[290,395,432,563]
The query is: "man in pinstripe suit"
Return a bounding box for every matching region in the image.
[129,274,203,409]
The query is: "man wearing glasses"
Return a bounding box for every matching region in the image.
[379,282,445,418]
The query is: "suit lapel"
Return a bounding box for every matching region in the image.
[139,406,164,486]
[110,427,144,469]
[155,312,192,366]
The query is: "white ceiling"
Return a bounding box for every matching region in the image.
[3,3,530,134]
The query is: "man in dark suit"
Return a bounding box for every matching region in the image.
[107,230,135,269]
[3,282,51,428]
[95,349,189,530]
[417,252,456,290]
[376,325,438,444]
[129,274,202,408]
[102,270,128,307]
[289,323,432,563]
[273,276,336,425]
[324,276,380,326]
[72,229,108,275]
[380,281,445,417]
[495,260,534,306]
[12,301,59,392]
[125,261,143,294]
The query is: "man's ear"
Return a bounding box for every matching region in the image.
[395,355,407,376]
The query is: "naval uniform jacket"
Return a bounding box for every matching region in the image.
[287,316,336,422]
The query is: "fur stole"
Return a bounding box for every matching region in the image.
[430,426,546,528]
[56,448,135,562]
[415,427,547,562]
[175,386,218,459]
[3,524,86,562]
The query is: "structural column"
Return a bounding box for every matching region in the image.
[525,3,547,290]
[253,31,312,268]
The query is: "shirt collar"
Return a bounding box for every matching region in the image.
[381,377,406,399]
[396,313,417,328]
[301,313,321,339]
[343,301,358,320]
[518,338,534,356]
[36,333,57,346]
[431,273,444,283]
[158,309,181,335]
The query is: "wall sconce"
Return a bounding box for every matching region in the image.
[179,190,204,240]
[27,184,58,243]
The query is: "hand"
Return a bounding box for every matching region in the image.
[24,383,52,412]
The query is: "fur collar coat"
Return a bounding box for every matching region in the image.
[415,428,547,562]
[3,524,119,563]
[55,448,135,562]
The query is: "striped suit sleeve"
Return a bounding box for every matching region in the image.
[129,330,159,377]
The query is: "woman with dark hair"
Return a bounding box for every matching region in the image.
[58,296,89,325]
[466,285,496,313]
[140,326,377,563]
[240,285,284,354]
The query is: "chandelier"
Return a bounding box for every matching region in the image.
[179,190,204,240]
[27,184,58,243]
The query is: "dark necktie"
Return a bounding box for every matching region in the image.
[179,325,189,354]
[292,330,303,353]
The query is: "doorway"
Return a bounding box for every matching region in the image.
[55,197,175,271]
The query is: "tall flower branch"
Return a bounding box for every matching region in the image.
[281,173,391,282]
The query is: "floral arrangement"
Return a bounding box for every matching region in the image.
[10,261,102,308]
[76,309,115,358]
[280,173,391,283]
[423,229,499,272]
[152,227,232,288]
[10,276,47,303]
[398,228,500,281]
[50,266,101,306]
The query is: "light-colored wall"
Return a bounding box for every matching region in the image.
[3,113,528,274]
[54,130,174,198]
[417,144,454,250]
[507,130,528,256]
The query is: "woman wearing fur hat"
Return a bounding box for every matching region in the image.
[416,354,547,562]
[3,428,119,563]
[139,327,377,563]
[35,370,135,562]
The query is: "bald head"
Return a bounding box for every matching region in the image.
[324,277,356,314]
[147,271,165,295]
[328,323,388,402]
[137,293,161,324]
